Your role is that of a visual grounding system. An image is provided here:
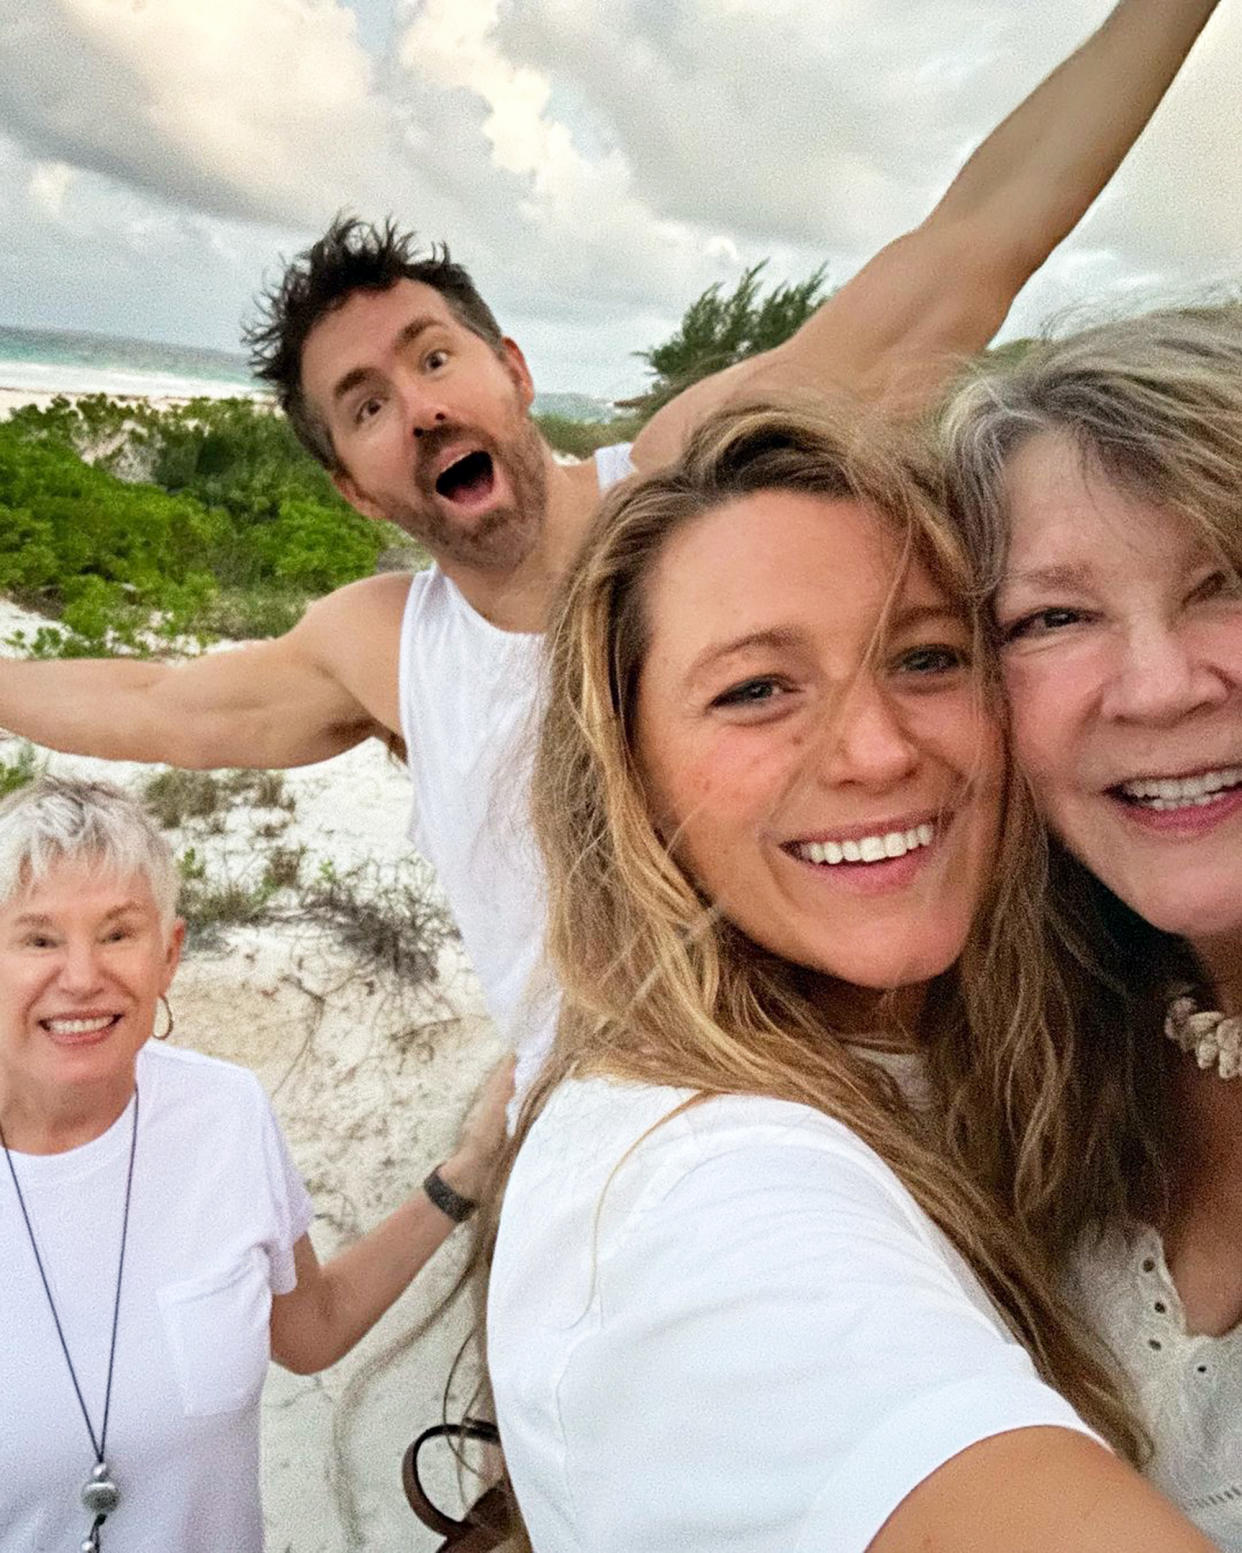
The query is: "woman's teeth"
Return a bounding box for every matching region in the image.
[1119,767,1242,810]
[794,823,935,866]
[43,1015,117,1035]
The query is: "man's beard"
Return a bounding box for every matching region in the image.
[374,413,549,574]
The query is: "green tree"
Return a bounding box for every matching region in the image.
[631,261,833,419]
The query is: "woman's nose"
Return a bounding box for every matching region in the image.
[56,939,104,994]
[1099,623,1229,725]
[817,680,919,789]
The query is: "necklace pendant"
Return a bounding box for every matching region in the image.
[81,1461,119,1515]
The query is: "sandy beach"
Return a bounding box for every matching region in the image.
[0,589,506,1540]
[0,387,251,418]
[0,378,263,420]
[1,387,71,416]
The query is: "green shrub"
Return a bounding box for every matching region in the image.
[0,743,40,798]
[262,844,305,891]
[244,497,384,593]
[196,587,306,641]
[534,413,641,459]
[299,861,458,985]
[0,396,406,653]
[179,873,275,947]
[245,770,293,810]
[630,261,832,418]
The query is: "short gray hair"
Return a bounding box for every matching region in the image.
[0,776,180,928]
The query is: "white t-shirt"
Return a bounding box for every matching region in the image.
[1070,1223,1242,1550]
[0,1042,313,1552]
[489,1077,1096,1553]
[396,444,635,1102]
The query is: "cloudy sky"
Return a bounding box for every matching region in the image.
[1,0,1239,398]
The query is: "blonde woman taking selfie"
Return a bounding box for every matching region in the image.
[484,405,1212,1553]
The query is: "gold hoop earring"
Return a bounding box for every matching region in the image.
[156,994,174,1042]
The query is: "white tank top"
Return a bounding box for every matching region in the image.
[396,445,634,1096]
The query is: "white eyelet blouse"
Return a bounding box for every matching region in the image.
[1070,1223,1242,1549]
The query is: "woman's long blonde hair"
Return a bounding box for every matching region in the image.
[476,399,1142,1484]
[942,306,1242,1249]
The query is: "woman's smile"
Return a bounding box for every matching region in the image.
[38,1010,125,1046]
[1107,766,1242,837]
[781,814,945,896]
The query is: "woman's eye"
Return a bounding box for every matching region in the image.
[710,677,784,709]
[1002,606,1086,642]
[1189,569,1242,605]
[425,349,449,371]
[894,644,967,676]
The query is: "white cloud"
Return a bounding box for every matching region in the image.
[493,0,1029,246]
[0,0,1238,394]
[395,0,722,315]
[28,159,73,216]
[0,0,396,226]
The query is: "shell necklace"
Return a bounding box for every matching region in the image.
[1165,988,1242,1080]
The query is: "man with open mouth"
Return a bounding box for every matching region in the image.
[0,1,1227,1102]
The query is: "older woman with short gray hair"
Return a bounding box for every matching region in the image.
[0,776,509,1551]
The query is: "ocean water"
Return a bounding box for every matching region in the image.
[0,324,617,420]
[0,324,259,401]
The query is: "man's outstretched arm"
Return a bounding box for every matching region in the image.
[635,0,1223,465]
[0,572,409,770]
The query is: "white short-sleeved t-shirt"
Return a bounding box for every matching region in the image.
[0,1041,313,1552]
[489,1078,1097,1553]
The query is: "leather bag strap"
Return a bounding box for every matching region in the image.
[402,1419,512,1552]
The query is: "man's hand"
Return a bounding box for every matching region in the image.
[269,1051,519,1375]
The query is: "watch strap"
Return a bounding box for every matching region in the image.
[424,1165,476,1223]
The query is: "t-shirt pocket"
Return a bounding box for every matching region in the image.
[158,1247,272,1417]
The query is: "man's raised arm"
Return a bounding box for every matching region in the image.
[0,573,407,770]
[635,0,1223,465]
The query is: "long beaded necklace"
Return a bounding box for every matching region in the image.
[0,1086,139,1552]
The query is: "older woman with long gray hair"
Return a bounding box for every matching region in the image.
[943,306,1242,1545]
[0,775,508,1551]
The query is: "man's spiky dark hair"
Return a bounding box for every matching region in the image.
[244,214,504,470]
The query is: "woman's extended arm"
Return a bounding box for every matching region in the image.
[268,1054,513,1375]
[871,1427,1213,1553]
